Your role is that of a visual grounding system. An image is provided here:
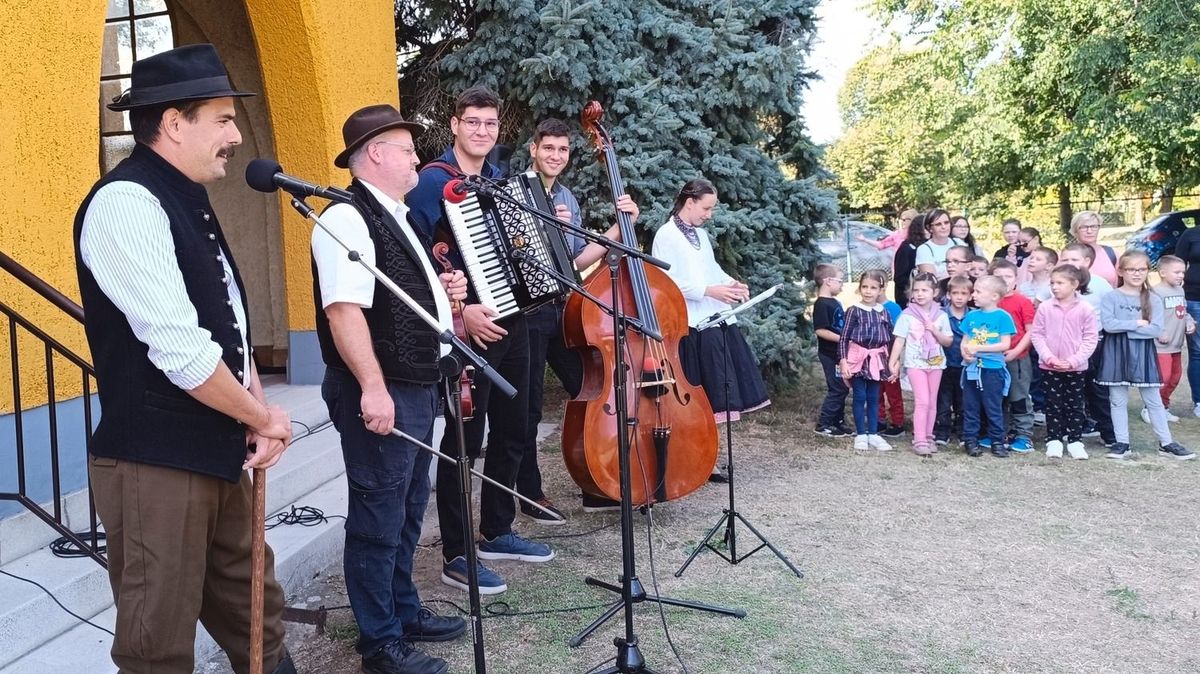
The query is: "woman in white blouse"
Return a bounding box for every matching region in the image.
[651,179,770,439]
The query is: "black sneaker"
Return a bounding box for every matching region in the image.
[991,444,1010,458]
[878,424,905,438]
[964,441,983,458]
[1105,443,1131,460]
[833,422,855,436]
[402,607,467,643]
[520,497,567,525]
[582,493,621,512]
[814,424,852,438]
[1081,423,1101,438]
[1102,438,1117,449]
[363,639,449,674]
[934,436,950,446]
[1159,442,1196,460]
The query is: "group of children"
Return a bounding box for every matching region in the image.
[814,220,1197,461]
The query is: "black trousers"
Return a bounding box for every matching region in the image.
[1085,340,1114,442]
[437,314,529,561]
[933,365,964,440]
[518,303,582,500]
[1044,370,1087,443]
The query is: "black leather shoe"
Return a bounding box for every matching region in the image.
[403,606,467,642]
[270,650,297,674]
[362,639,449,674]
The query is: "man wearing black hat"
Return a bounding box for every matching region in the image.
[312,104,468,674]
[74,44,295,674]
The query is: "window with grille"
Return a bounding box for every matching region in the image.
[100,0,174,174]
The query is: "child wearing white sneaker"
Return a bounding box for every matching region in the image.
[839,270,895,451]
[888,273,952,456]
[1097,250,1195,460]
[1149,255,1194,424]
[1031,265,1099,459]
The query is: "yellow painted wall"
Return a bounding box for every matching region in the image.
[0,2,106,411]
[0,0,399,411]
[245,0,399,332]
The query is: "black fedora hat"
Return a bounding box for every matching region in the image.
[335,104,425,169]
[107,43,254,111]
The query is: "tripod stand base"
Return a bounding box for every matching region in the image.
[568,576,746,648]
[675,508,803,579]
[591,636,662,674]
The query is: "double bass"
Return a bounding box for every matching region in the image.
[561,102,719,505]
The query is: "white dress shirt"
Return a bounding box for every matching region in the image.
[312,179,452,354]
[651,219,736,327]
[80,181,249,390]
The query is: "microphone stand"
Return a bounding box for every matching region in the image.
[458,183,745,671]
[288,195,557,674]
[674,286,803,580]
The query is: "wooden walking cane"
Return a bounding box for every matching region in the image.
[250,467,266,674]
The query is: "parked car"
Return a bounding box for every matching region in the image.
[814,220,897,279]
[1126,209,1200,266]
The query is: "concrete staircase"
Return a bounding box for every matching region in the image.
[0,378,361,673]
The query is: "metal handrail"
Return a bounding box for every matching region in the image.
[0,249,84,323]
[0,253,105,567]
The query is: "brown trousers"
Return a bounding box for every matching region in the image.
[90,456,287,674]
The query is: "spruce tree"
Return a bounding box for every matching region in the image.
[397,0,836,387]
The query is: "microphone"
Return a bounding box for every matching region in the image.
[443,179,472,204]
[245,159,354,204]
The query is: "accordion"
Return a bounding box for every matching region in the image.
[443,171,578,319]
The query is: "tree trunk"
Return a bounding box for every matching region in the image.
[1058,184,1072,235]
[1162,185,1176,214]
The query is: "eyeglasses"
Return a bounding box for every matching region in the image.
[1121,267,1149,274]
[459,117,500,132]
[947,258,970,264]
[1018,239,1034,247]
[1078,224,1101,231]
[373,141,417,156]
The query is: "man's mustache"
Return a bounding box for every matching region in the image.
[218,145,236,160]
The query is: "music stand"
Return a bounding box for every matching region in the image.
[674,285,803,579]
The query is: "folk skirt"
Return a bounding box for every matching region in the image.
[680,323,771,422]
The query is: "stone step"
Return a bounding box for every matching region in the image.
[0,471,350,674]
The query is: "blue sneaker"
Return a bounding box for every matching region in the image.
[979,437,992,449]
[441,556,507,595]
[1009,437,1033,453]
[477,533,555,563]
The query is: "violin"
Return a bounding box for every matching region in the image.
[560,102,718,505]
[431,242,475,419]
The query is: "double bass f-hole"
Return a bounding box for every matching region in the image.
[431,242,476,420]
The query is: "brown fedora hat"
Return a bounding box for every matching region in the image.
[334,104,425,169]
[107,43,253,111]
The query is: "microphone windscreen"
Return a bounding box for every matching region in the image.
[245,159,282,193]
[443,179,469,204]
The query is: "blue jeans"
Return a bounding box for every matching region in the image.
[850,377,880,435]
[818,352,849,428]
[1187,300,1200,403]
[962,368,1007,445]
[322,367,437,657]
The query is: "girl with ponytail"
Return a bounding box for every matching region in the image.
[1096,250,1195,460]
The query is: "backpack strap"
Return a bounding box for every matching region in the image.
[1103,245,1117,266]
[419,160,465,178]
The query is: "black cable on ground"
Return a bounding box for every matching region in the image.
[49,531,107,558]
[0,568,115,636]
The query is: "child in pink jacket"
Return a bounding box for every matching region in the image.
[1031,265,1100,459]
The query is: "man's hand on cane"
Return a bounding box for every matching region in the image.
[244,404,292,469]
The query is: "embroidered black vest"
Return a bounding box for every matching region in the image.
[73,144,252,483]
[312,180,441,384]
